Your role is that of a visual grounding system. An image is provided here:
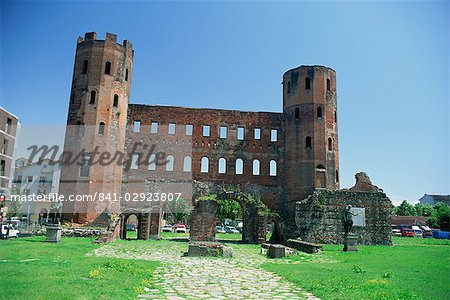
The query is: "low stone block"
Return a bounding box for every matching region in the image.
[268,244,285,258]
[287,239,323,254]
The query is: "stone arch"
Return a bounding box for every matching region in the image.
[189,191,269,244]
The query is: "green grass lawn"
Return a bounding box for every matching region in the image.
[262,237,450,300]
[0,237,159,300]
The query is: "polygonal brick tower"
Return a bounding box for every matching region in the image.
[282,66,339,212]
[60,32,133,223]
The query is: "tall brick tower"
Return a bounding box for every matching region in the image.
[282,66,339,212]
[60,32,134,223]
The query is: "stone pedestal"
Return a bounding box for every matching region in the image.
[45,225,62,243]
[268,244,286,258]
[343,234,358,252]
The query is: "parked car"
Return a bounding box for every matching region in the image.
[411,225,423,238]
[126,223,136,231]
[216,226,226,234]
[161,225,173,233]
[401,228,415,237]
[225,226,239,234]
[420,226,433,238]
[392,229,401,237]
[173,224,187,233]
[0,224,19,239]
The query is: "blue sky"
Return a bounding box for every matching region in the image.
[1,1,448,204]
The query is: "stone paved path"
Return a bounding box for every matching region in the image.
[94,241,320,300]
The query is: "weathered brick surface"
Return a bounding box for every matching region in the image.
[295,190,393,245]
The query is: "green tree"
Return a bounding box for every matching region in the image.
[422,203,434,217]
[163,198,192,224]
[397,200,416,216]
[216,198,242,223]
[414,203,423,216]
[434,202,450,231]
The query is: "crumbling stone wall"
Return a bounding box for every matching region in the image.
[189,200,218,242]
[295,187,393,245]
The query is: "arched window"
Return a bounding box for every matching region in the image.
[252,159,260,176]
[105,61,111,75]
[316,164,325,170]
[336,170,339,182]
[306,136,312,149]
[326,78,331,91]
[166,155,174,171]
[305,77,311,90]
[98,122,105,135]
[148,154,156,171]
[89,90,96,104]
[235,158,243,175]
[113,94,119,107]
[334,111,337,123]
[82,60,88,74]
[328,137,333,151]
[317,106,323,119]
[269,160,277,176]
[218,158,226,174]
[183,156,192,172]
[295,107,300,120]
[201,157,209,173]
[125,69,129,81]
[287,81,291,94]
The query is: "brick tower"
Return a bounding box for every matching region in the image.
[60,32,134,223]
[282,66,339,212]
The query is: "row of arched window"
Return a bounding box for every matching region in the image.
[304,136,334,151]
[81,59,129,81]
[294,106,337,123]
[130,154,278,176]
[89,91,120,108]
[287,77,331,94]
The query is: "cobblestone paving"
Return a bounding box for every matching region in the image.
[94,241,320,300]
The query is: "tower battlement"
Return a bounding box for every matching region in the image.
[76,31,133,50]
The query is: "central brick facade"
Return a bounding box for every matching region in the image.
[61,32,342,238]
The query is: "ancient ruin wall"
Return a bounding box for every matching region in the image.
[295,189,393,245]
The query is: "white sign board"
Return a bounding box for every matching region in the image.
[351,207,365,227]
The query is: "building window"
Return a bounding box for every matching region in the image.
[27,176,33,182]
[125,69,129,81]
[183,156,192,172]
[328,137,333,151]
[2,139,8,155]
[269,160,277,176]
[235,158,243,175]
[220,126,227,139]
[17,175,22,183]
[82,60,88,74]
[334,111,337,123]
[336,170,339,182]
[130,154,139,170]
[0,160,5,176]
[295,107,300,120]
[237,127,244,140]
[218,158,226,174]
[168,123,176,135]
[151,122,158,134]
[254,128,261,140]
[166,155,174,171]
[317,106,323,119]
[80,155,91,177]
[316,164,325,170]
[133,121,141,133]
[305,77,311,90]
[326,78,331,91]
[98,122,105,135]
[270,129,277,142]
[252,159,260,175]
[306,136,312,149]
[105,61,111,75]
[287,81,291,94]
[6,118,12,134]
[203,125,210,137]
[148,154,156,171]
[113,94,119,107]
[185,124,193,136]
[89,90,96,104]
[201,157,209,173]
